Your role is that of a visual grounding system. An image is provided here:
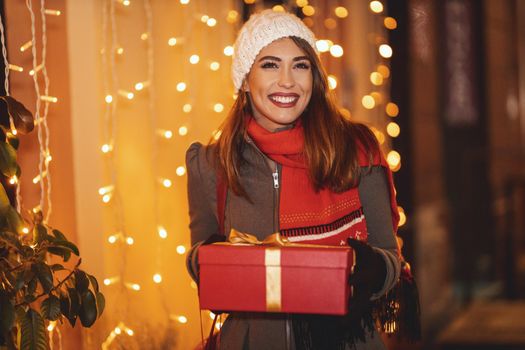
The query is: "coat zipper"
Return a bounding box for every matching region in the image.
[271,162,280,232]
[272,167,279,189]
[246,138,289,348]
[246,136,281,232]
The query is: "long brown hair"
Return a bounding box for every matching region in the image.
[212,36,379,196]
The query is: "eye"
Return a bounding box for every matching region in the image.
[261,61,278,69]
[294,62,310,70]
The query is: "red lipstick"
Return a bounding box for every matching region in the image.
[268,93,299,108]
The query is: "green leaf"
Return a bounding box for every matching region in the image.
[14,272,26,291]
[0,142,17,178]
[79,290,97,327]
[23,295,36,304]
[0,231,22,251]
[32,225,48,245]
[7,135,19,150]
[40,295,61,321]
[95,292,105,317]
[0,291,15,336]
[0,184,10,216]
[34,263,53,294]
[14,268,34,292]
[27,278,37,296]
[20,309,46,350]
[49,264,65,272]
[69,288,81,317]
[15,306,26,322]
[66,288,80,327]
[0,96,34,135]
[50,230,67,242]
[74,271,89,293]
[50,241,79,256]
[59,293,70,317]
[0,122,5,140]
[5,206,25,235]
[87,274,99,294]
[46,247,71,262]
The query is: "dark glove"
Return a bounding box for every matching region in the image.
[187,234,226,283]
[346,238,387,315]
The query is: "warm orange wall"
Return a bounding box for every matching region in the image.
[5,0,81,348]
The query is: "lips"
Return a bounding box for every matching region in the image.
[268,93,299,108]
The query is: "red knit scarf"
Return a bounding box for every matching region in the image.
[246,117,399,246]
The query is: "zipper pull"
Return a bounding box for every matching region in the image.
[272,168,279,189]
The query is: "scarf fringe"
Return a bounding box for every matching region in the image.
[374,261,422,342]
[292,261,421,350]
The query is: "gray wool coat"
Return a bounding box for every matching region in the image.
[186,139,400,350]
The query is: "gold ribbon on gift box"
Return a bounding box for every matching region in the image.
[225,229,288,311]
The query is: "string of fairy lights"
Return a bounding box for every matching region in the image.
[98,0,405,346]
[26,1,62,346]
[99,0,136,346]
[99,0,233,346]
[25,0,56,223]
[1,0,62,348]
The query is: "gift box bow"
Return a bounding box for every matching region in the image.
[227,229,290,246]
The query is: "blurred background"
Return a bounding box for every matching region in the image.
[1,0,524,349]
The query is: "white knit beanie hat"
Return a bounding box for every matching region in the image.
[232,9,318,91]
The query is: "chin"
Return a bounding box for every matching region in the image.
[273,117,301,126]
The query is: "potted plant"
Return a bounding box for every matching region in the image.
[0,96,104,350]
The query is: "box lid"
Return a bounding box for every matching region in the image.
[199,244,352,269]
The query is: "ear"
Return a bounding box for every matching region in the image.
[242,79,250,92]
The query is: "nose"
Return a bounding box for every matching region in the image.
[277,67,295,88]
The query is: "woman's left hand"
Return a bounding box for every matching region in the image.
[346,238,386,313]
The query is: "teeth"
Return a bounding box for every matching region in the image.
[270,95,297,104]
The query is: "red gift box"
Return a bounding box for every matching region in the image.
[198,244,354,315]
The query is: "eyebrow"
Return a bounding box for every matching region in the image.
[257,55,310,62]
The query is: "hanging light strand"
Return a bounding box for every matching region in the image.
[39,0,54,223]
[0,15,9,95]
[0,9,23,212]
[26,0,48,219]
[143,0,164,274]
[108,0,127,238]
[100,0,131,330]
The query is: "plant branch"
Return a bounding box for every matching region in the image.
[15,258,82,307]
[53,258,82,291]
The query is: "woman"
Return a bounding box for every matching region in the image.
[186,10,401,350]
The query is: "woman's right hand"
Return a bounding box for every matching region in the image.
[186,234,226,284]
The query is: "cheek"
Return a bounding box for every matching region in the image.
[302,81,313,101]
[247,70,275,92]
[297,74,313,94]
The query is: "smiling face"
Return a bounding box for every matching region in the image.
[244,37,313,131]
